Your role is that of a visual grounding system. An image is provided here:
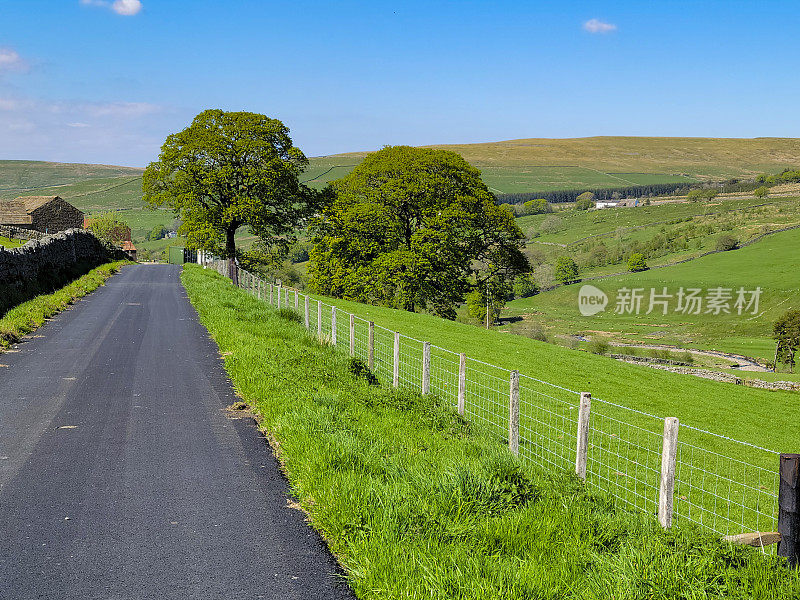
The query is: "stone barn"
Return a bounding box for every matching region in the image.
[0,196,84,233]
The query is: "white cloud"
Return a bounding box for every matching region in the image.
[0,93,170,165]
[80,0,142,16]
[0,48,28,73]
[0,98,20,111]
[112,0,142,16]
[83,101,160,118]
[583,19,617,34]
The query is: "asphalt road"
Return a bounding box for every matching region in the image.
[0,264,355,600]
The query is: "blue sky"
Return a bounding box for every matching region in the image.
[0,1,798,166]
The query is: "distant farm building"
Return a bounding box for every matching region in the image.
[0,196,84,233]
[121,240,138,261]
[595,201,621,209]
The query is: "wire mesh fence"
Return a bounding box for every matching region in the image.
[215,262,784,549]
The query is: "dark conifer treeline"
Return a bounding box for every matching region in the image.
[496,182,690,205]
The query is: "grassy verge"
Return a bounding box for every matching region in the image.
[0,235,25,248]
[182,264,800,600]
[0,260,130,348]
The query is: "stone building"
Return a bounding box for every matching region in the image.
[0,196,84,233]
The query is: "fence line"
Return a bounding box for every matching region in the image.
[208,260,786,553]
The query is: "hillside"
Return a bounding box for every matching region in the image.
[503,226,800,362]
[306,136,800,194]
[514,195,800,280]
[0,160,142,200]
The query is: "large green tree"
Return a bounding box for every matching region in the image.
[774,309,800,371]
[142,109,313,260]
[309,146,529,319]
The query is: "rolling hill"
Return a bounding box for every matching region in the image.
[4,136,800,257]
[503,226,800,362]
[306,136,800,194]
[0,160,142,200]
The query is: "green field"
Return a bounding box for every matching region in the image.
[0,160,141,199]
[185,265,800,598]
[515,196,800,282]
[503,227,800,362]
[302,159,699,194]
[228,269,796,551]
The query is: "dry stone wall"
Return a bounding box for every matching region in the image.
[0,229,124,315]
[0,224,45,241]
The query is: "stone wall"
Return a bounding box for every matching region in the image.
[0,229,125,315]
[0,224,45,241]
[624,360,800,392]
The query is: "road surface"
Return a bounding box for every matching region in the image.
[0,264,354,599]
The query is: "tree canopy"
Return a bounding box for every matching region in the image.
[774,309,800,371]
[142,109,313,260]
[523,198,552,215]
[627,252,648,272]
[575,193,595,211]
[85,213,131,244]
[309,146,529,319]
[554,256,580,285]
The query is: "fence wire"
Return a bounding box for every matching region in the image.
[216,264,783,548]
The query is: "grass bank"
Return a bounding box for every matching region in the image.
[0,236,24,248]
[182,264,800,599]
[0,260,129,348]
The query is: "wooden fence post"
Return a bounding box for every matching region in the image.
[317,300,323,341]
[393,332,400,388]
[458,353,466,416]
[257,279,262,300]
[270,283,273,304]
[509,370,520,455]
[349,314,356,357]
[331,306,337,346]
[658,417,680,529]
[778,453,800,566]
[277,285,282,309]
[422,342,431,395]
[575,392,591,480]
[304,295,310,329]
[284,288,289,307]
[368,322,375,369]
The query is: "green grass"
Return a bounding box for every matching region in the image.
[237,260,796,543]
[303,159,701,195]
[182,264,800,599]
[0,160,142,199]
[0,235,24,248]
[0,261,129,348]
[505,227,800,361]
[279,280,799,454]
[516,196,788,245]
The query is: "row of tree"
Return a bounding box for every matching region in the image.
[497,165,800,207]
[142,110,529,321]
[495,182,692,205]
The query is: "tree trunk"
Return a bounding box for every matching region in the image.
[226,227,237,259]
